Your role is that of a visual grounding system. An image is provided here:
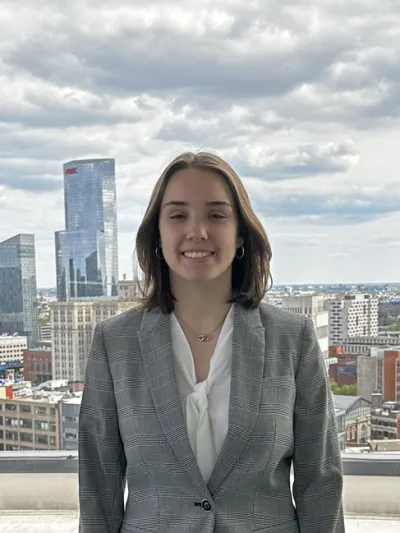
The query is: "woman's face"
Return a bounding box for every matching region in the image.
[158,167,242,285]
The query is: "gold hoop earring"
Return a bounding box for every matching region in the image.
[235,245,244,259]
[155,246,163,259]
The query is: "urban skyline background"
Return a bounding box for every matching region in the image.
[0,3,400,526]
[1,0,400,287]
[3,151,400,290]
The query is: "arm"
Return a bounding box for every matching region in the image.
[292,317,345,533]
[78,322,127,533]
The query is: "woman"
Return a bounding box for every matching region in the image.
[78,152,345,533]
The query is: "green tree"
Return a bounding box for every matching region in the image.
[330,382,340,395]
[330,382,357,396]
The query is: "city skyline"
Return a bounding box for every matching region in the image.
[1,0,400,287]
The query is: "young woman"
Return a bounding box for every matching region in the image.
[78,152,345,533]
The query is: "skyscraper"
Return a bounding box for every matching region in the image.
[0,234,38,347]
[55,159,118,301]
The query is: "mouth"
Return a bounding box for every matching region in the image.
[181,251,214,259]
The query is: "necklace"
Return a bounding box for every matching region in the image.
[174,313,227,342]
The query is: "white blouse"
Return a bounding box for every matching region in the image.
[170,306,234,482]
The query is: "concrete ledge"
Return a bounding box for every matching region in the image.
[1,472,400,516]
[1,452,399,516]
[1,451,400,475]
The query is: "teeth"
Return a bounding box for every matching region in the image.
[183,251,212,258]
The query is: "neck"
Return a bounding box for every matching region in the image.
[171,277,232,327]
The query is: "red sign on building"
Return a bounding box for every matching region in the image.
[5,386,13,400]
[65,167,78,175]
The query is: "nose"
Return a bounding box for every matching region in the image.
[186,219,208,241]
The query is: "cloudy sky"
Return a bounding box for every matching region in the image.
[1,0,400,287]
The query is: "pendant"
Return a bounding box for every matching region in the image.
[198,334,210,342]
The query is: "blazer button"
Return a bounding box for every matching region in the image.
[201,499,213,512]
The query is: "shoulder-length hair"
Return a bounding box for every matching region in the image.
[135,151,272,313]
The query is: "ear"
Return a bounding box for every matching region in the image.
[236,236,244,248]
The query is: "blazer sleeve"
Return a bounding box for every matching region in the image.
[78,321,127,533]
[292,317,345,533]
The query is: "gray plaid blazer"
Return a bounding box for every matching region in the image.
[78,302,345,533]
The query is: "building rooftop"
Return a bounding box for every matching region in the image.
[332,394,369,411]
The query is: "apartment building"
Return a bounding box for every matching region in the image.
[325,293,378,346]
[23,348,52,385]
[358,348,400,402]
[343,335,400,355]
[0,394,60,451]
[370,393,400,440]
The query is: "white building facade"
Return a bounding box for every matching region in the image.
[0,334,28,364]
[281,295,330,362]
[325,293,378,346]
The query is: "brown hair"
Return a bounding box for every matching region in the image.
[135,151,272,313]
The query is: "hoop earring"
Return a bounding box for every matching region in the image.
[155,246,163,259]
[235,245,244,259]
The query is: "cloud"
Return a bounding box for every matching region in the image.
[228,140,359,179]
[0,0,399,285]
[247,182,400,224]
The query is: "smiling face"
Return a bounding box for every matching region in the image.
[158,167,243,287]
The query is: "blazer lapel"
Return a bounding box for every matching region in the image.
[207,304,265,494]
[137,307,209,495]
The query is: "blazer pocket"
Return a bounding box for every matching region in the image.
[121,525,153,533]
[253,519,299,532]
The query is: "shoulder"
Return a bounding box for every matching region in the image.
[258,301,308,331]
[95,305,145,337]
[256,301,317,352]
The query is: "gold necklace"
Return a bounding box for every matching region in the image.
[174,313,226,342]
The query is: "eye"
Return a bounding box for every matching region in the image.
[209,212,226,219]
[170,213,186,220]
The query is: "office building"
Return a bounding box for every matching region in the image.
[55,159,118,301]
[51,299,138,382]
[0,234,38,347]
[0,335,27,365]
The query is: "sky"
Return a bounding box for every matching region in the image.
[1,0,400,287]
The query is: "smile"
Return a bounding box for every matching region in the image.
[182,251,214,259]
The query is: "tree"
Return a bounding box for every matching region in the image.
[330,382,341,395]
[330,382,357,396]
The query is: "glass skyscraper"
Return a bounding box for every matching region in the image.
[55,158,118,301]
[0,234,38,347]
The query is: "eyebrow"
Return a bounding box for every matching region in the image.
[162,201,232,209]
